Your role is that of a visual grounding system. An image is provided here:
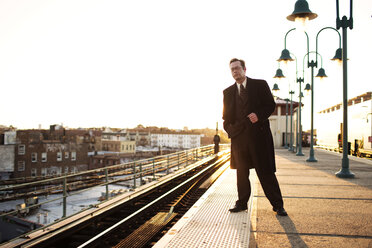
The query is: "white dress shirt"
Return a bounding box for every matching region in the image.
[236,77,247,95]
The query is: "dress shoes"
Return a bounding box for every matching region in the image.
[229,204,247,213]
[273,207,288,216]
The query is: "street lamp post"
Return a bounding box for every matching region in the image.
[277,28,309,154]
[295,107,298,153]
[335,0,355,178]
[306,58,318,161]
[296,77,305,156]
[306,28,340,161]
[303,51,328,161]
[295,106,300,152]
[284,98,289,148]
[289,52,305,157]
[278,48,331,161]
[278,36,318,160]
[289,53,304,155]
[284,0,343,163]
[273,68,290,149]
[289,90,295,151]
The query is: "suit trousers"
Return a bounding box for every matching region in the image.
[236,161,284,209]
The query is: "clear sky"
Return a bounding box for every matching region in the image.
[0,0,371,131]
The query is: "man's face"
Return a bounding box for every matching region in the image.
[230,61,246,82]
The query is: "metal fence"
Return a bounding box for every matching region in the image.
[0,144,229,225]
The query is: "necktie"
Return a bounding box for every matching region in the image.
[239,84,246,101]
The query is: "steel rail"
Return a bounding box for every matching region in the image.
[3,150,229,248]
[77,154,230,248]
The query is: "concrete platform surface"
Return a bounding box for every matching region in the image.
[250,148,372,248]
[154,161,256,248]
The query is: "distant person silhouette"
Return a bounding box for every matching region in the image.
[222,58,287,216]
[214,123,220,154]
[213,133,220,154]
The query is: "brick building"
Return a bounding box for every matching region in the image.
[13,126,102,178]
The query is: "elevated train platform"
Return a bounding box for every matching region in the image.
[154,148,372,248]
[1,148,372,247]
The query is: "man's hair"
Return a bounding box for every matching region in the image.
[229,58,245,69]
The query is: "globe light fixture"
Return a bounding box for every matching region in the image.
[274,68,285,78]
[272,83,280,92]
[287,0,318,30]
[315,68,327,79]
[277,49,294,63]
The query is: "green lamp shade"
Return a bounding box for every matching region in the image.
[277,49,294,62]
[316,68,327,78]
[299,92,304,98]
[272,83,280,91]
[304,83,311,91]
[274,68,285,78]
[287,0,318,21]
[331,48,342,61]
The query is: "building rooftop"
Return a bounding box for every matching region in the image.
[275,97,300,107]
[318,91,371,114]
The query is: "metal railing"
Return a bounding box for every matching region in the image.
[0,144,229,225]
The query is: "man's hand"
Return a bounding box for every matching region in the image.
[247,113,258,123]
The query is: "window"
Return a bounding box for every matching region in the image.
[41,168,47,177]
[71,152,76,161]
[65,152,69,159]
[31,153,37,163]
[42,152,47,162]
[31,168,37,177]
[57,152,62,162]
[64,167,69,174]
[18,145,25,155]
[18,161,25,171]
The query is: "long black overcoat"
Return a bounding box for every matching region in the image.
[222,77,276,173]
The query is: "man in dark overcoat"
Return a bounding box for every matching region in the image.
[223,58,287,216]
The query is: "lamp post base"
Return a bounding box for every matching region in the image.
[306,157,317,162]
[296,145,304,156]
[335,169,355,178]
[306,148,317,162]
[335,158,355,178]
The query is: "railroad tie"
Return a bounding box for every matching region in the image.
[113,212,177,248]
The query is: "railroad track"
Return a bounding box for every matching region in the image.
[6,153,230,248]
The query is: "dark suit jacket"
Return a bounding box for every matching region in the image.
[223,77,276,173]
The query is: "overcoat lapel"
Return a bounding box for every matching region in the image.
[228,84,237,122]
[245,77,254,110]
